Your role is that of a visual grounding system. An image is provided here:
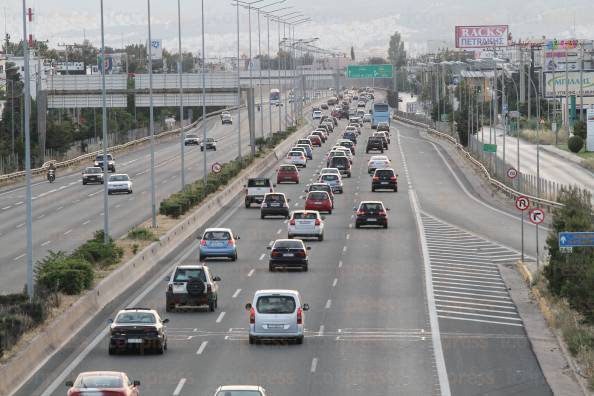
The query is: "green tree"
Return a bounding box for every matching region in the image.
[369,57,387,65]
[388,32,407,67]
[573,120,587,140]
[350,46,355,61]
[544,187,594,322]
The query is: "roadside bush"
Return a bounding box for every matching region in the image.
[36,254,94,295]
[568,135,584,153]
[574,120,587,140]
[74,231,123,268]
[545,186,594,322]
[0,314,30,357]
[127,227,158,241]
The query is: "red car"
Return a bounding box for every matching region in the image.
[311,131,326,143]
[307,134,322,147]
[304,191,333,214]
[277,164,300,184]
[66,371,140,396]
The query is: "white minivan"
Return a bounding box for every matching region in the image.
[246,289,309,344]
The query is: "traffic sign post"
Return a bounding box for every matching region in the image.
[507,167,518,179]
[529,208,545,224]
[515,195,530,262]
[346,64,393,79]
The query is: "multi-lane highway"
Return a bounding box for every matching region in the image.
[0,103,289,294]
[15,94,552,396]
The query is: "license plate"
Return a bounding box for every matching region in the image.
[314,202,322,205]
[127,339,143,344]
[381,182,389,185]
[283,253,294,257]
[214,242,225,247]
[367,218,377,222]
[267,324,283,329]
[271,203,280,207]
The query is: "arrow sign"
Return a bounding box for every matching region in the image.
[558,231,594,247]
[515,195,530,211]
[529,208,545,224]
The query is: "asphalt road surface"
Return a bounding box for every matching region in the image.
[0,102,289,294]
[16,96,552,396]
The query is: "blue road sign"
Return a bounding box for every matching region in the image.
[559,232,594,247]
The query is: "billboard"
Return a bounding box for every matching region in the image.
[544,71,594,97]
[455,25,509,48]
[148,39,163,60]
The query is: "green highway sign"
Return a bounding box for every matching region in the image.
[483,143,497,153]
[347,64,393,79]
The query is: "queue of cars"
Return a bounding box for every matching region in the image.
[69,94,396,395]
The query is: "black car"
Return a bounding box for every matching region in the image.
[321,103,329,110]
[82,167,104,185]
[354,201,390,228]
[372,134,389,150]
[108,308,169,354]
[366,137,384,153]
[267,239,311,271]
[261,193,290,219]
[372,168,398,192]
[329,156,352,178]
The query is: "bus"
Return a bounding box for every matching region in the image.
[371,102,390,129]
[269,89,281,106]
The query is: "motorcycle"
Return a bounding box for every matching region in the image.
[47,169,56,183]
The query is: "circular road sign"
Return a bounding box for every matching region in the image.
[515,195,530,211]
[529,208,545,224]
[507,167,518,179]
[211,162,222,174]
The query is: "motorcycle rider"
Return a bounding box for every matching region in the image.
[47,162,56,181]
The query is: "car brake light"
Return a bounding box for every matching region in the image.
[296,250,306,257]
[200,239,206,246]
[390,176,397,181]
[315,218,321,225]
[297,307,303,324]
[356,210,366,216]
[289,219,296,225]
[227,239,234,246]
[270,187,273,192]
[250,307,255,324]
[207,284,212,293]
[372,176,379,181]
[379,211,387,216]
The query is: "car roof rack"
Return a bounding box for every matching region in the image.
[123,307,151,311]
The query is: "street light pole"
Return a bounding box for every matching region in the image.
[201,0,207,183]
[257,9,263,138]
[528,74,541,271]
[22,0,33,298]
[177,0,185,190]
[147,0,157,228]
[235,1,242,159]
[100,0,110,244]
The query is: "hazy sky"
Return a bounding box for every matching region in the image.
[1,0,593,59]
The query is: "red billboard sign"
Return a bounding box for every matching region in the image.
[455,25,509,48]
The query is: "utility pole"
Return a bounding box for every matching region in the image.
[100,0,110,244]
[177,0,185,190]
[147,0,157,228]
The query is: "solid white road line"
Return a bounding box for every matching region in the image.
[248,268,255,277]
[172,378,186,395]
[438,315,524,327]
[310,357,318,373]
[215,312,226,323]
[41,240,51,247]
[196,341,208,355]
[436,309,522,322]
[435,298,517,309]
[436,304,518,315]
[232,289,241,298]
[434,289,512,301]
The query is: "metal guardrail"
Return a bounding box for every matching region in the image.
[394,115,564,210]
[0,106,245,184]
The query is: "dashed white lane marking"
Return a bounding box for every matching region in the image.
[41,240,51,247]
[277,228,282,234]
[172,378,186,395]
[16,223,24,228]
[310,357,318,373]
[57,206,64,211]
[196,341,208,355]
[216,312,226,323]
[1,206,11,210]
[115,204,121,209]
[15,201,23,206]
[82,220,90,225]
[338,260,343,268]
[88,190,101,197]
[259,253,266,261]
[232,289,241,298]
[325,299,332,309]
[13,253,25,261]
[342,246,347,253]
[37,214,45,219]
[346,233,350,240]
[268,241,273,246]
[332,278,338,287]
[247,268,255,277]
[294,202,299,207]
[64,229,73,236]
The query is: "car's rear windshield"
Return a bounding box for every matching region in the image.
[293,212,318,220]
[95,154,112,161]
[321,174,338,181]
[216,392,263,396]
[279,166,295,172]
[186,134,198,139]
[310,184,330,192]
[203,231,231,240]
[109,175,129,182]
[75,375,123,388]
[340,141,353,147]
[309,191,329,200]
[173,268,206,282]
[375,104,389,112]
[376,169,394,176]
[273,240,303,249]
[256,295,296,314]
[115,312,156,324]
[331,157,349,165]
[265,194,285,202]
[361,203,383,211]
[247,179,270,187]
[85,168,101,173]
